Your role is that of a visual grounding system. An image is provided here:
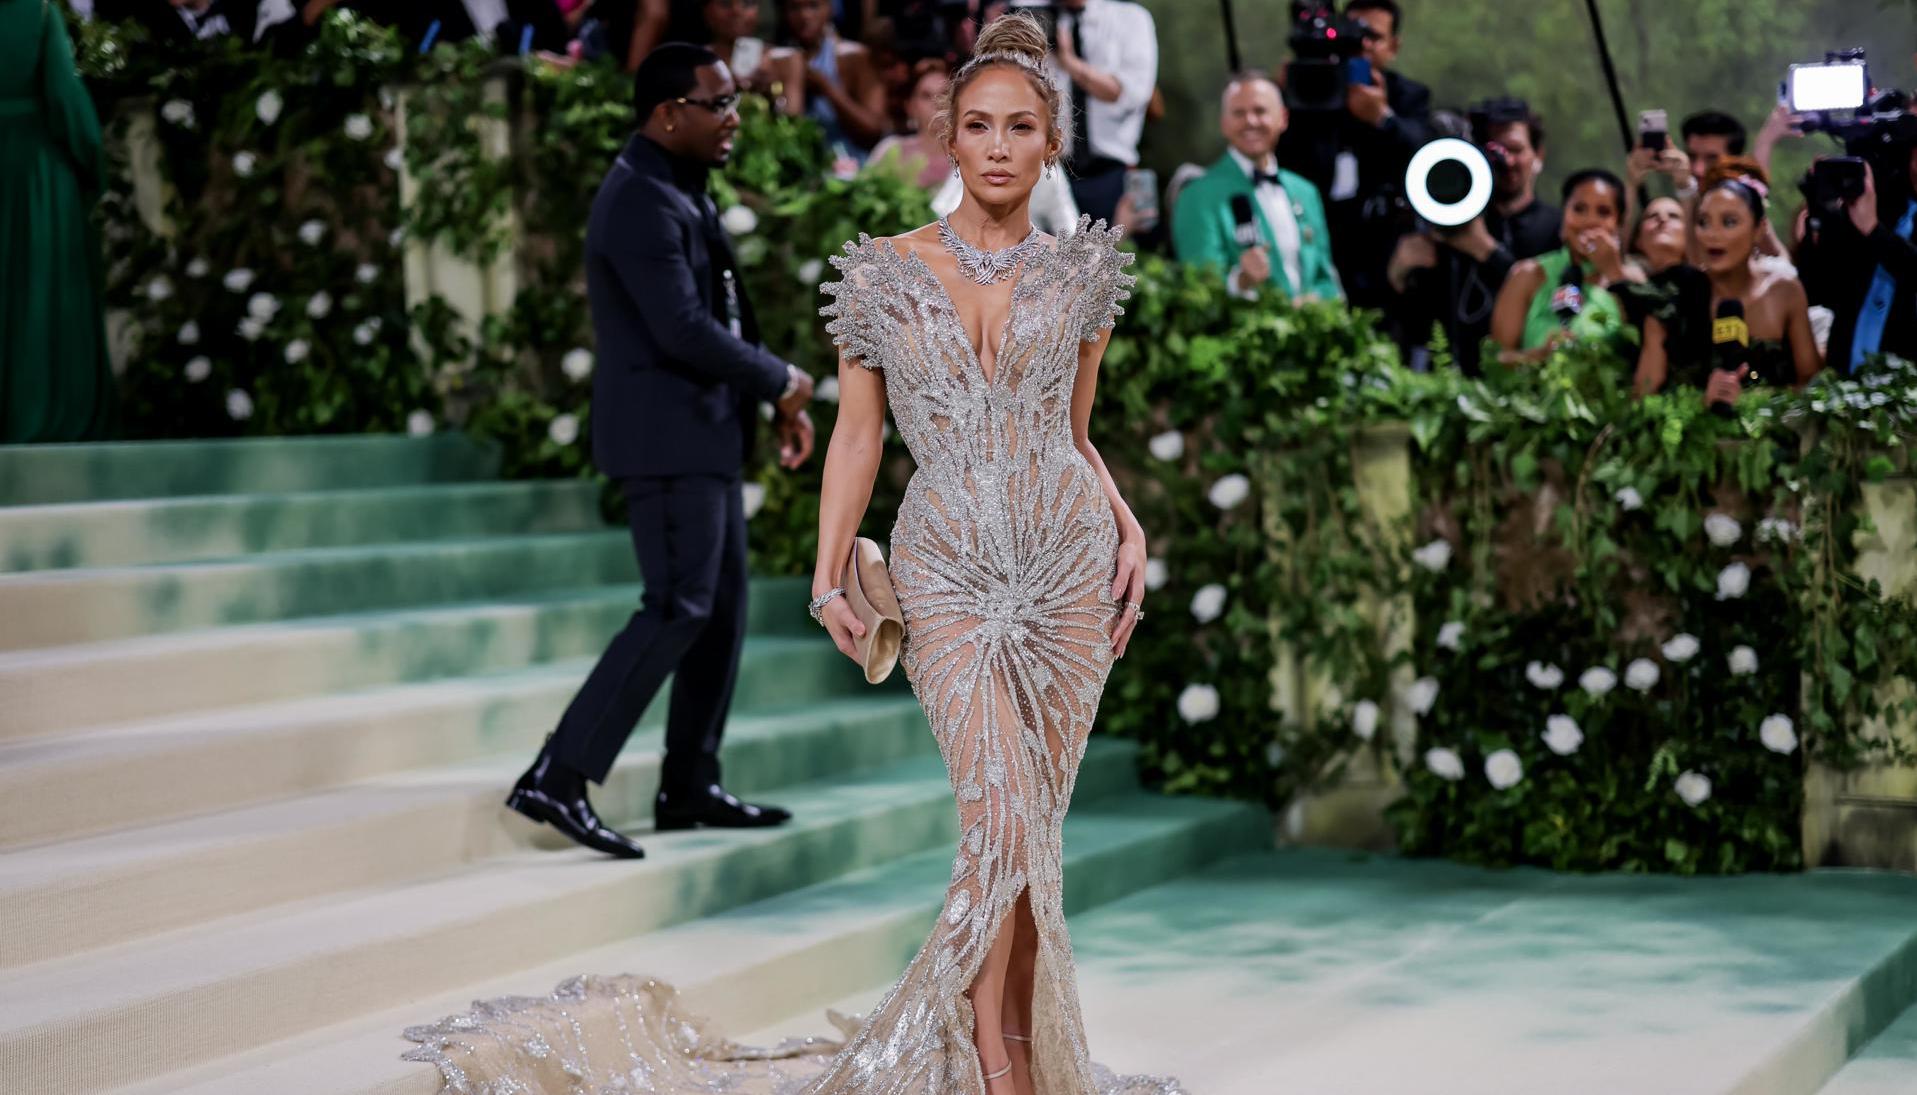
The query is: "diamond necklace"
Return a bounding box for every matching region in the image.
[937,216,1043,285]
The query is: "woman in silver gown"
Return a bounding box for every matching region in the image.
[401,13,1159,1094]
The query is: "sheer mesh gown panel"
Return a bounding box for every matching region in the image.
[400,217,1180,1095]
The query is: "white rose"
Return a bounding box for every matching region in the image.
[1542,714,1583,756]
[298,220,326,246]
[1624,658,1661,692]
[1579,666,1617,697]
[1351,699,1380,742]
[1407,675,1440,715]
[1144,557,1168,592]
[247,292,280,320]
[283,339,309,364]
[1148,430,1185,462]
[1728,646,1759,676]
[406,409,434,436]
[343,113,374,141]
[1759,714,1798,755]
[237,316,265,341]
[1661,633,1700,663]
[1757,517,1798,543]
[1436,621,1464,652]
[1674,770,1712,807]
[353,318,382,345]
[306,291,332,319]
[561,348,594,382]
[355,263,379,285]
[741,481,766,519]
[231,151,257,178]
[388,227,406,249]
[161,98,195,126]
[1526,661,1565,690]
[1704,512,1742,547]
[1716,561,1751,601]
[1176,683,1220,723]
[224,267,256,292]
[1207,473,1251,510]
[1265,741,1286,768]
[177,320,200,344]
[548,413,580,446]
[185,257,211,278]
[1484,749,1524,790]
[1189,583,1227,624]
[145,275,174,302]
[226,388,254,420]
[384,147,404,172]
[720,204,759,235]
[1424,747,1465,781]
[184,356,212,383]
[1412,538,1453,572]
[255,89,283,125]
[797,257,824,284]
[816,375,841,403]
[1614,486,1643,511]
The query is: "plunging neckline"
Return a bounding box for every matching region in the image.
[903,244,1050,390]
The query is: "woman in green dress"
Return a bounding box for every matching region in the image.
[1490,168,1641,365]
[2,0,115,443]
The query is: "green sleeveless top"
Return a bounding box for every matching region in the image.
[1521,248,1626,352]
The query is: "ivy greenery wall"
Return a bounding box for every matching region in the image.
[77,13,1917,875]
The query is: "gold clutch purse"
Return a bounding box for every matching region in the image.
[840,536,904,684]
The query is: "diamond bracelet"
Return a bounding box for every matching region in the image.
[807,586,846,626]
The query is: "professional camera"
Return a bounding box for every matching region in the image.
[1788,50,1917,237]
[1285,1,1374,113]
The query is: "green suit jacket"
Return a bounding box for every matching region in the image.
[1172,154,1342,302]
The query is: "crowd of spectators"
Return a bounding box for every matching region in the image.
[71,0,1914,404]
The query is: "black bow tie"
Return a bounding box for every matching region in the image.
[1250,169,1282,188]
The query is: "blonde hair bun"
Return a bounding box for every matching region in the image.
[972,11,1049,67]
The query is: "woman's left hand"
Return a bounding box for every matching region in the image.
[1579,228,1624,281]
[1109,532,1147,657]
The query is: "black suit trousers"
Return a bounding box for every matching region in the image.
[549,473,750,789]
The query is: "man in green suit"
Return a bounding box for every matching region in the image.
[1172,72,1343,303]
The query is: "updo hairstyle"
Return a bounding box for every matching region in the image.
[931,12,1069,168]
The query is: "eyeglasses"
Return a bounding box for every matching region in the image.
[675,94,742,116]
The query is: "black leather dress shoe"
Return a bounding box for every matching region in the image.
[654,784,793,831]
[506,752,646,859]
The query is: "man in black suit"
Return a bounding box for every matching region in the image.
[508,43,817,859]
[1276,0,1433,312]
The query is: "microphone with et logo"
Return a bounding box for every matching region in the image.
[1709,299,1750,418]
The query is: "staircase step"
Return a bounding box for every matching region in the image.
[0,531,639,650]
[0,434,501,506]
[105,789,1266,1095]
[0,479,605,574]
[0,662,918,965]
[1818,998,1917,1094]
[0,577,818,742]
[0,744,1148,1094]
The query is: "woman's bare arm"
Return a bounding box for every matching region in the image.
[1070,325,1146,657]
[1634,314,1670,398]
[812,350,888,659]
[1780,278,1823,386]
[1491,259,1545,354]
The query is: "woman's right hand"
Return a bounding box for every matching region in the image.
[1704,365,1749,408]
[819,594,868,662]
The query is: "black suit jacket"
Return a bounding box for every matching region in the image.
[584,133,790,479]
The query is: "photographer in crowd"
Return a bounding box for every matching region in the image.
[1799,133,1917,371]
[1277,0,1433,309]
[1681,109,1746,193]
[1174,71,1342,304]
[1476,98,1559,260]
[1049,0,1159,226]
[1489,168,1637,363]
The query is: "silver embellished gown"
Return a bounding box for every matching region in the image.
[400,217,1170,1095]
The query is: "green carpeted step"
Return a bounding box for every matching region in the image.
[0,690,952,967]
[0,635,875,849]
[0,578,832,741]
[0,531,641,650]
[0,434,501,506]
[109,788,1267,1095]
[1818,999,1917,1094]
[0,744,1152,1094]
[0,479,606,574]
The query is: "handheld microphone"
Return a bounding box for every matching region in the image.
[1550,263,1585,323]
[1229,194,1260,251]
[1709,299,1749,418]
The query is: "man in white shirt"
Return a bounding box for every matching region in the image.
[1051,0,1157,226]
[1172,73,1342,304]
